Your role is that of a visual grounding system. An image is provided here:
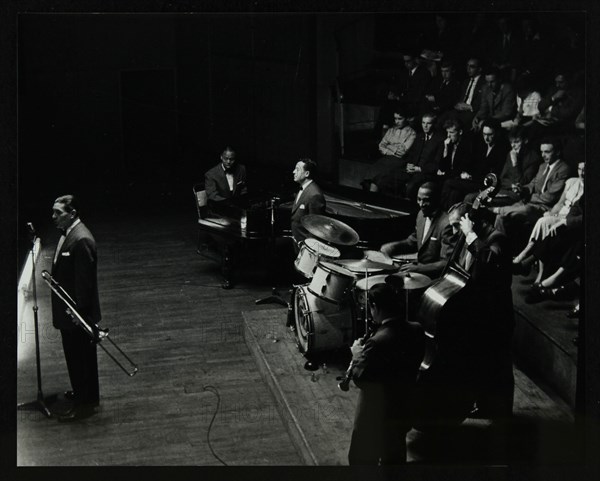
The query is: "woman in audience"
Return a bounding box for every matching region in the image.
[513,161,584,266]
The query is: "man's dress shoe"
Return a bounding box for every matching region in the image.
[63,391,99,407]
[57,404,96,422]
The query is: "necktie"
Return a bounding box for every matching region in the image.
[295,187,303,205]
[422,217,432,244]
[540,165,551,193]
[464,78,475,103]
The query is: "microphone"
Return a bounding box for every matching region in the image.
[27,222,36,236]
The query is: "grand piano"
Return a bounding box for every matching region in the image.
[199,185,416,250]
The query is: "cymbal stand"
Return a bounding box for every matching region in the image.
[255,197,288,307]
[17,224,56,418]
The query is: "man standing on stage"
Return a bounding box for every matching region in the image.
[51,195,101,421]
[348,283,424,465]
[290,158,325,245]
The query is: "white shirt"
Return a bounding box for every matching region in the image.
[295,179,313,204]
[54,218,81,264]
[465,74,481,105]
[222,165,235,191]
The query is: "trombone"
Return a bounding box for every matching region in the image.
[41,270,138,377]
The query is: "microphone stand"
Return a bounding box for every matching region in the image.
[255,196,289,307]
[17,225,56,418]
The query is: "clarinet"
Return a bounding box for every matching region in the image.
[337,325,375,392]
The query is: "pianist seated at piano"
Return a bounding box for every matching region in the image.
[290,158,326,246]
[203,146,247,290]
[204,146,247,202]
[379,182,454,278]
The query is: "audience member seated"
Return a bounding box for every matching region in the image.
[500,73,542,130]
[421,60,461,118]
[518,14,551,82]
[513,161,584,270]
[394,113,444,200]
[490,14,522,81]
[466,126,540,207]
[527,70,584,140]
[419,13,460,63]
[441,118,509,209]
[378,51,432,134]
[519,193,583,304]
[449,57,485,129]
[472,69,517,132]
[363,105,416,195]
[380,182,453,278]
[493,137,570,251]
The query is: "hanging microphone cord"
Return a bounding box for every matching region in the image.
[202,385,227,466]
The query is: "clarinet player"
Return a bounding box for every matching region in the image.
[347,283,425,465]
[50,195,101,421]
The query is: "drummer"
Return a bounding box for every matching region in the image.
[380,182,454,278]
[291,158,326,247]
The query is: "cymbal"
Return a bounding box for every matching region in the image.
[301,215,360,246]
[335,258,399,274]
[386,272,432,290]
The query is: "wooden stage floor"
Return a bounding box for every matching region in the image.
[15,207,581,468]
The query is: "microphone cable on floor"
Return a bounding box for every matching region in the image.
[202,385,227,466]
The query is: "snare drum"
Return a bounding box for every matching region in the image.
[294,285,354,355]
[308,261,356,304]
[294,238,341,278]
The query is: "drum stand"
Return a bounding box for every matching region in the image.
[17,225,56,418]
[255,197,289,308]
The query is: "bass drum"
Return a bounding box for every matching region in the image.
[293,285,354,356]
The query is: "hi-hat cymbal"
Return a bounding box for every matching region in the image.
[301,215,360,246]
[335,258,399,273]
[386,272,432,290]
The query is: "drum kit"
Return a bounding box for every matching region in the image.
[292,215,433,357]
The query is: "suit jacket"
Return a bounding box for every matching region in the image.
[524,160,570,207]
[438,136,474,178]
[383,209,453,278]
[470,138,511,182]
[51,222,101,330]
[351,318,425,434]
[424,77,462,114]
[456,75,485,113]
[498,147,541,190]
[475,83,517,122]
[204,163,247,202]
[290,181,326,243]
[439,224,514,356]
[404,131,444,175]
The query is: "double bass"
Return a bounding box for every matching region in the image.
[416,174,499,371]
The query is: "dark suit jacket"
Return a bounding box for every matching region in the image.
[204,163,247,202]
[51,222,101,330]
[351,318,424,445]
[290,181,326,243]
[438,136,474,178]
[424,77,462,114]
[524,160,570,207]
[475,83,517,123]
[384,209,453,278]
[498,147,541,190]
[404,131,445,175]
[470,138,511,182]
[438,224,514,359]
[456,75,485,113]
